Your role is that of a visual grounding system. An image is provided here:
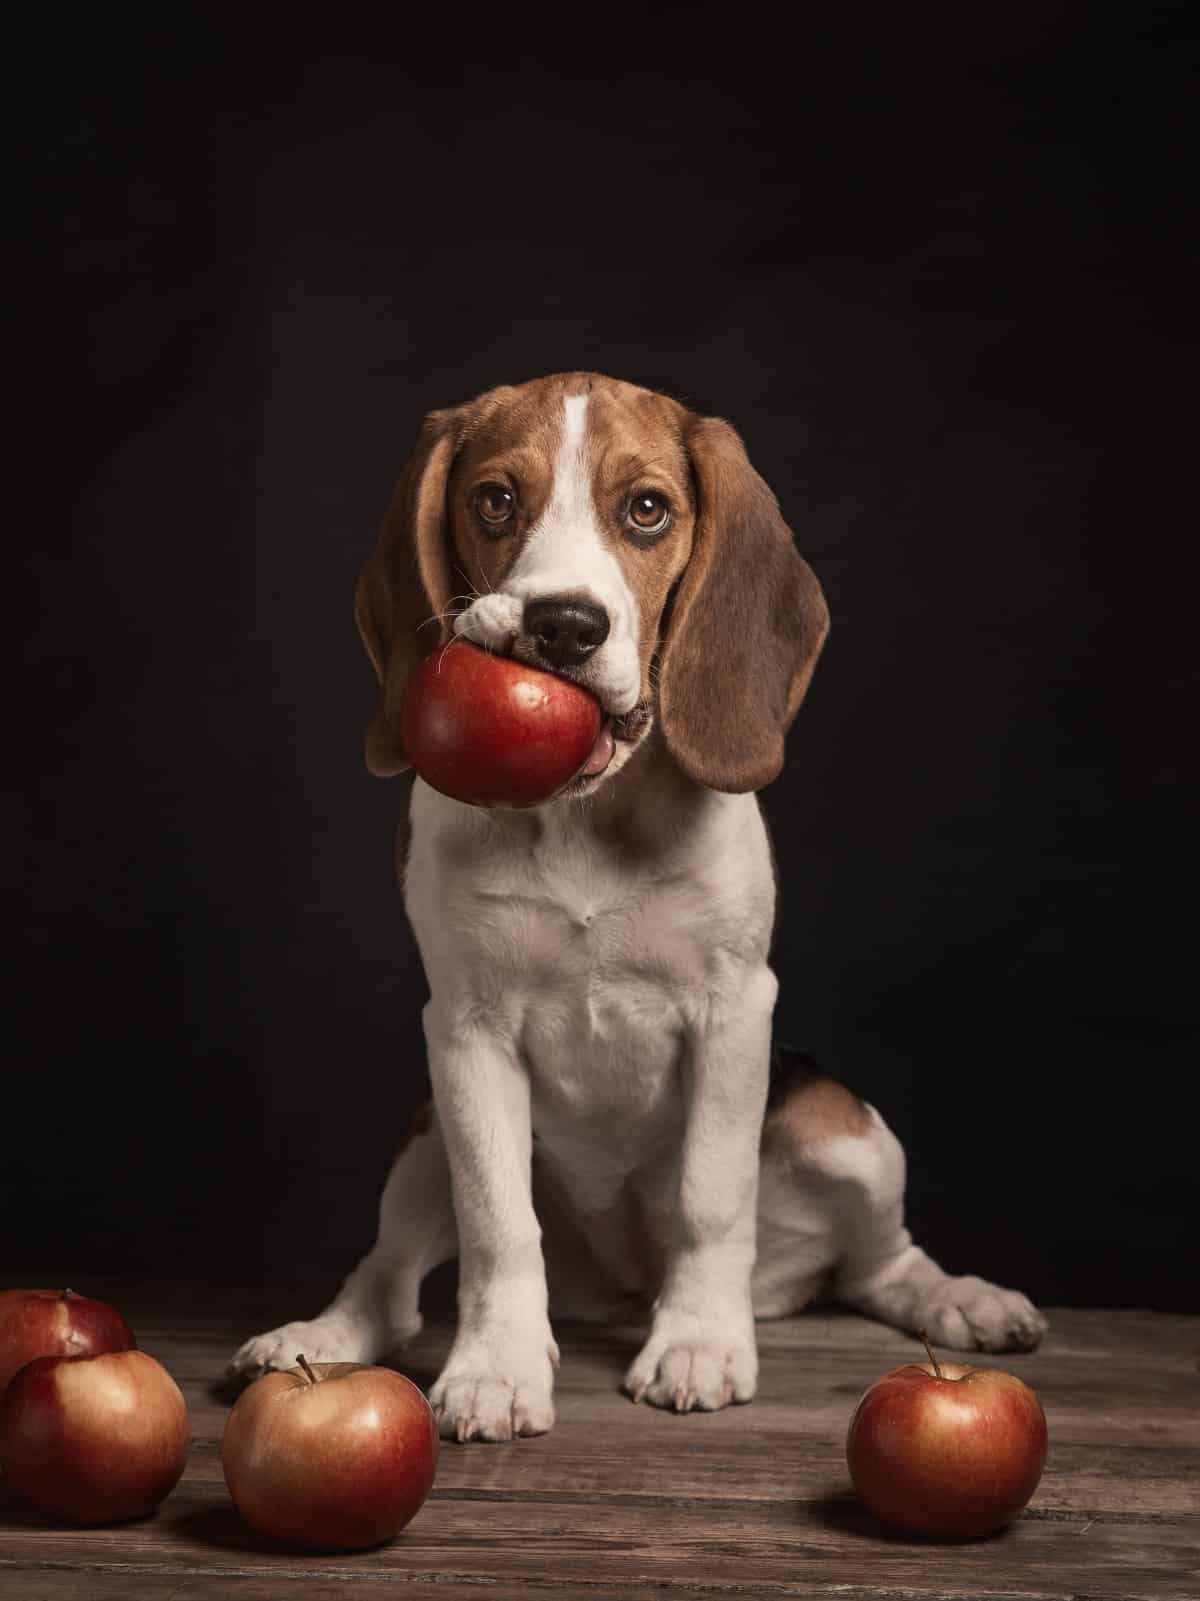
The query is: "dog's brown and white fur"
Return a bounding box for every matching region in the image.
[231,372,1046,1440]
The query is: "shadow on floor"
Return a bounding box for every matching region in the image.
[174,1501,405,1558]
[807,1488,1008,1545]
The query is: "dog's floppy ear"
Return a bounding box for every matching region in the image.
[354,407,463,776]
[658,414,830,793]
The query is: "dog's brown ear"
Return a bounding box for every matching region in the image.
[354,407,463,776]
[658,415,830,793]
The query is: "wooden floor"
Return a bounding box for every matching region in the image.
[1,1277,1197,1600]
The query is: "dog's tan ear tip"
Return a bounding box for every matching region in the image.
[814,594,832,650]
[364,722,409,778]
[663,724,786,796]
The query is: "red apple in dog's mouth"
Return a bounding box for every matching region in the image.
[401,639,607,808]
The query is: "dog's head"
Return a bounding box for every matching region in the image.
[355,372,829,797]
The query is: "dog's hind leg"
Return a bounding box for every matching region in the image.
[228,1101,458,1379]
[754,1066,1047,1353]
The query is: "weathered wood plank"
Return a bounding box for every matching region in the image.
[164,1431,1200,1519]
[0,1563,1141,1601]
[172,1384,1200,1454]
[2,1481,1197,1600]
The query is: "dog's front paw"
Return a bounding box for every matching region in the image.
[228,1315,383,1381]
[453,593,522,651]
[915,1275,1048,1353]
[429,1328,558,1442]
[624,1323,757,1412]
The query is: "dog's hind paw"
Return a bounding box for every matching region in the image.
[914,1276,1048,1353]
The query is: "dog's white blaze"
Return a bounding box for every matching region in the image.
[548,392,591,524]
[508,393,624,611]
[465,392,642,715]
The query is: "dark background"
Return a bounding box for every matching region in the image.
[10,7,1194,1311]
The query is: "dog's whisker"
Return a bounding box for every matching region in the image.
[417,594,481,634]
[453,565,487,600]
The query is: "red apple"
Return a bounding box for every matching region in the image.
[0,1288,136,1394]
[222,1355,439,1550]
[401,639,607,808]
[846,1335,1048,1538]
[0,1349,190,1523]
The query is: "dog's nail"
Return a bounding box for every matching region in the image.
[673,1385,688,1411]
[629,1382,647,1404]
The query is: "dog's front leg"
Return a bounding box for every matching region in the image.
[625,966,776,1413]
[424,1003,558,1442]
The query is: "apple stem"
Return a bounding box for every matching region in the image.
[62,1288,75,1300]
[919,1329,945,1380]
[296,1353,321,1385]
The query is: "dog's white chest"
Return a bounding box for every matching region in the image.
[474,851,707,1127]
[406,779,774,1139]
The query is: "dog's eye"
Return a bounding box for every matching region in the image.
[475,484,516,532]
[626,492,671,541]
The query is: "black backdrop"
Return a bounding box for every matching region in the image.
[11,8,1194,1311]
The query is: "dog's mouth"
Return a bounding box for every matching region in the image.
[611,700,653,742]
[565,700,652,790]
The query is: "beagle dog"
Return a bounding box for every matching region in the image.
[231,372,1047,1440]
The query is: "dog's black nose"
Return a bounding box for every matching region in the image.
[524,599,610,669]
